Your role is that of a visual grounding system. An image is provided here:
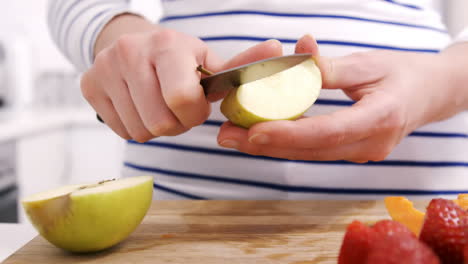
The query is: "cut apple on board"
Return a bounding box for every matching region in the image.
[221,58,322,128]
[21,176,153,253]
[384,195,468,236]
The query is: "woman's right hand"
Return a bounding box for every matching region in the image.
[81,17,224,142]
[81,15,283,143]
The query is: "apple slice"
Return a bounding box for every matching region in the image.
[221,57,322,128]
[21,176,153,253]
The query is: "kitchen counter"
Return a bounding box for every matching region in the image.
[0,106,99,142]
[0,223,37,262]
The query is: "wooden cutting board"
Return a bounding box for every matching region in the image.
[3,200,412,264]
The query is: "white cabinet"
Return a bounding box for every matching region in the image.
[67,125,125,184]
[16,129,67,223]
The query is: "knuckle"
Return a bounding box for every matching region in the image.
[167,92,199,112]
[80,73,98,103]
[348,51,385,78]
[151,29,178,49]
[93,48,112,68]
[323,127,346,147]
[115,34,137,59]
[92,50,116,78]
[149,120,178,136]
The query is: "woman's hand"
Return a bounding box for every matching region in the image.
[81,14,283,142]
[217,35,468,163]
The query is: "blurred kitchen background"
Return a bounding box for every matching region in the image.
[0,0,466,233]
[0,0,161,226]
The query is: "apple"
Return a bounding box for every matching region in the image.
[21,176,153,253]
[221,57,322,128]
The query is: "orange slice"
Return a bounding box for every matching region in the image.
[385,195,468,236]
[384,197,425,235]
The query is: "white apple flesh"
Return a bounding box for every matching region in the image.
[21,176,153,253]
[221,57,322,128]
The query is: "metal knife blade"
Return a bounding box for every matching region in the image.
[200,53,313,95]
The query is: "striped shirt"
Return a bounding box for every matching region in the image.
[48,0,468,200]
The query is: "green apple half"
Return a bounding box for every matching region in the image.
[221,57,322,128]
[21,176,153,253]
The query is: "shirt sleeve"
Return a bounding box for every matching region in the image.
[453,27,468,43]
[47,0,136,72]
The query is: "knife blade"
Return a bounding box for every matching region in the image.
[199,53,313,95]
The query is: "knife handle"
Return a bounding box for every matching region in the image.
[96,114,104,123]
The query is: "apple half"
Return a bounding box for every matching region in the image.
[21,176,153,253]
[221,57,322,128]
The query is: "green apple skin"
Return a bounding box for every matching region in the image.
[22,176,153,253]
[220,57,322,129]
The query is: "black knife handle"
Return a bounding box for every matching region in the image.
[96,114,104,123]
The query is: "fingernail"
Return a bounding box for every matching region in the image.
[219,139,239,149]
[266,39,281,46]
[249,134,270,144]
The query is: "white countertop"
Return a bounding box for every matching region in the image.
[0,223,37,262]
[0,106,100,142]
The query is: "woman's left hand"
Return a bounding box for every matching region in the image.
[217,35,468,163]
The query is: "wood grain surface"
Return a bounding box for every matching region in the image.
[4,200,418,264]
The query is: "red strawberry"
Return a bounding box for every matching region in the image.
[464,244,468,264]
[339,220,418,264]
[366,233,440,264]
[372,219,416,239]
[419,198,468,264]
[464,243,468,264]
[338,220,375,264]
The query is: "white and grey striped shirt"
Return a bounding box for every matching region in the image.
[48,0,468,200]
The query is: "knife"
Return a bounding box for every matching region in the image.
[198,53,313,95]
[97,53,313,123]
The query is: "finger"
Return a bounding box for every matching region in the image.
[223,39,283,70]
[217,121,247,149]
[318,52,388,90]
[295,34,319,55]
[123,61,187,136]
[219,126,384,162]
[156,50,211,128]
[206,39,284,102]
[103,77,154,143]
[222,92,399,149]
[81,70,131,139]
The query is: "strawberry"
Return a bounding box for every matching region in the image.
[419,198,468,264]
[338,220,375,264]
[464,243,468,264]
[339,219,442,264]
[365,233,440,264]
[372,219,416,239]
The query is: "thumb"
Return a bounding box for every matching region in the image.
[318,52,386,90]
[206,39,283,101]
